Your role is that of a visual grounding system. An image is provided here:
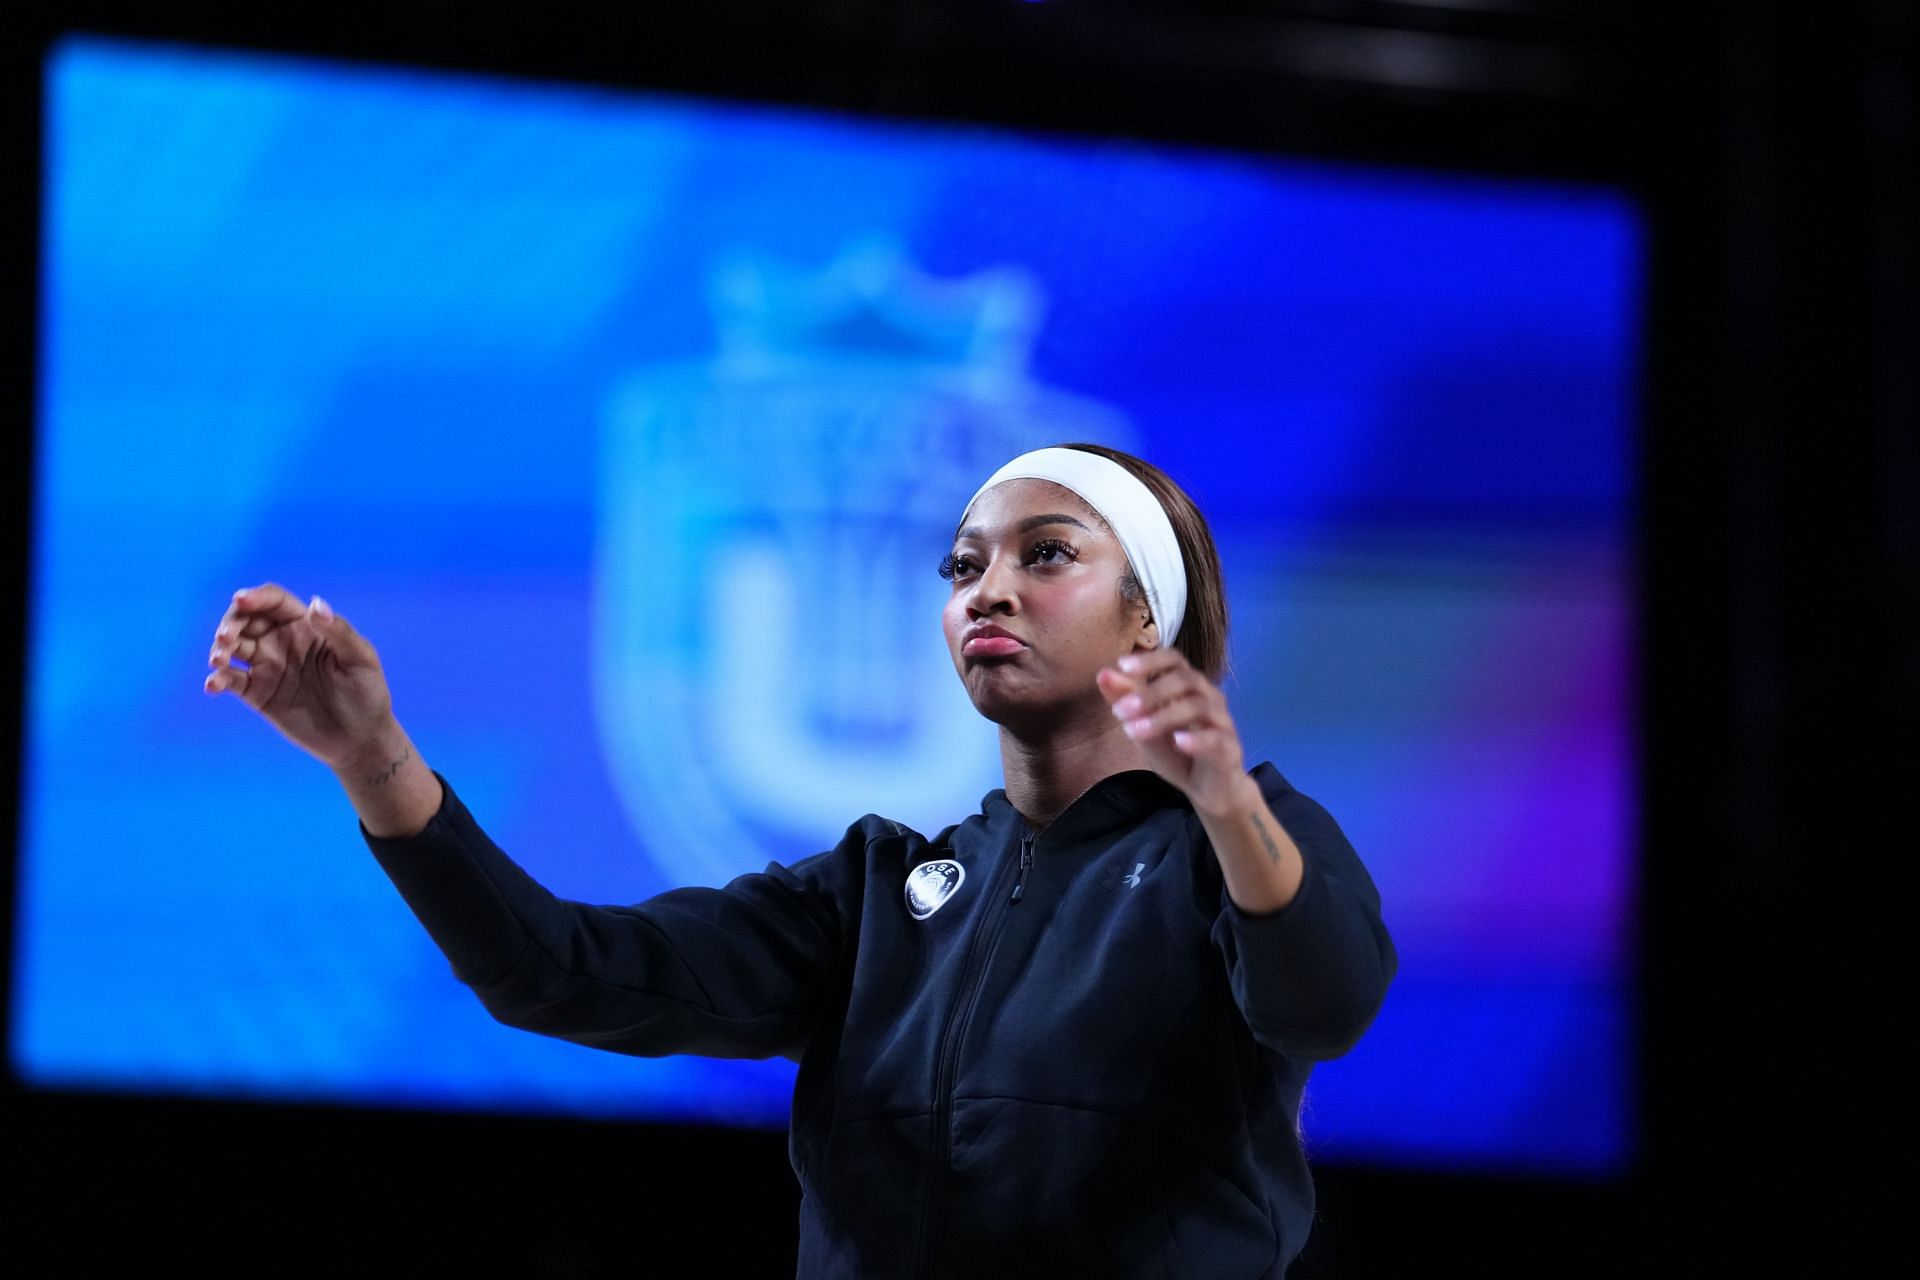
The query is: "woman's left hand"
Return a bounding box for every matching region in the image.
[1096,648,1258,819]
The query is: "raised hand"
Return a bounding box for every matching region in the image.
[1095,647,1259,820]
[1097,647,1301,914]
[204,583,396,771]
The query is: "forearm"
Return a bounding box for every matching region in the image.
[333,716,444,839]
[355,763,850,1061]
[1196,773,1305,916]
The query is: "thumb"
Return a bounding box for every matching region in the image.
[308,595,374,663]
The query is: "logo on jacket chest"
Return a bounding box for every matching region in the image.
[905,860,966,920]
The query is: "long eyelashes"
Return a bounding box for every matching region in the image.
[937,537,1079,582]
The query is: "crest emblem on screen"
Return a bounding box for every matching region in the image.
[906,859,966,921]
[595,235,1136,886]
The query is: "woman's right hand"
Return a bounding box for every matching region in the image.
[204,583,396,771]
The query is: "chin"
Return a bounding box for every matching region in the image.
[961,670,1075,731]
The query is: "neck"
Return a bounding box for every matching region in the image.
[998,709,1151,831]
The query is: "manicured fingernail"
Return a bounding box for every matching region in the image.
[1119,655,1141,673]
[1125,717,1151,737]
[311,595,333,620]
[1113,695,1141,718]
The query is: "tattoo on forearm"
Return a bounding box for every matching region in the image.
[1250,811,1283,869]
[363,741,410,787]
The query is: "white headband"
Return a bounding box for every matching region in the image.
[960,447,1188,647]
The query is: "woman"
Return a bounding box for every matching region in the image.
[203,442,1397,1278]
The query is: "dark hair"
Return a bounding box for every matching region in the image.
[1054,442,1231,684]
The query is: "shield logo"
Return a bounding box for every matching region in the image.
[594,235,1136,887]
[905,860,966,921]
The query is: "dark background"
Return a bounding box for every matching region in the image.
[5,2,1912,1274]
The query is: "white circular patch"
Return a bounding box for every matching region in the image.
[905,859,965,920]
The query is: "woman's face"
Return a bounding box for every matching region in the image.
[941,478,1156,729]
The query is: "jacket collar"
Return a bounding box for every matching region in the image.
[980,769,1189,848]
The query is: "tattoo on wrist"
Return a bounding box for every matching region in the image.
[1250,811,1282,869]
[362,740,411,787]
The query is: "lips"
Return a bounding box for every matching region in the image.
[962,624,1028,658]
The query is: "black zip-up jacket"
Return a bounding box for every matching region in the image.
[361,760,1397,1278]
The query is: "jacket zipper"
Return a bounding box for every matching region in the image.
[1010,832,1035,903]
[915,825,1035,1278]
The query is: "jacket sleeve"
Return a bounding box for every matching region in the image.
[359,769,867,1063]
[1207,763,1398,1062]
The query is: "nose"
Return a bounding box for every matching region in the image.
[966,550,1020,619]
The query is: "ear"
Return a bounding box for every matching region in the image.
[1133,613,1160,654]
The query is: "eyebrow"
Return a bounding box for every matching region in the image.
[952,512,1093,543]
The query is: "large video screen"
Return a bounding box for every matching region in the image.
[15,34,1640,1173]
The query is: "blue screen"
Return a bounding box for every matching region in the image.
[16,35,1641,1173]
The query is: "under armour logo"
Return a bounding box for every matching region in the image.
[1121,862,1144,889]
[906,860,965,920]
